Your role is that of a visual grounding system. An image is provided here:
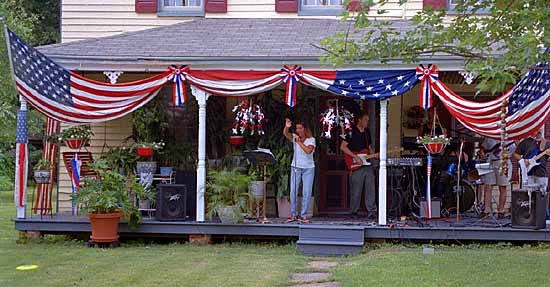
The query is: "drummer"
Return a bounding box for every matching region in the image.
[479,138,513,219]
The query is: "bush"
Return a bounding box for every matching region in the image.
[0,175,13,191]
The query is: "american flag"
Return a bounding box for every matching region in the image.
[7,29,170,124]
[14,109,28,209]
[33,118,60,215]
[430,62,550,140]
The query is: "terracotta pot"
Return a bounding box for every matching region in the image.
[277,196,291,218]
[137,147,154,158]
[88,211,121,243]
[229,136,245,146]
[424,143,445,154]
[65,138,88,150]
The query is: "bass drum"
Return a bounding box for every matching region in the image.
[441,179,475,213]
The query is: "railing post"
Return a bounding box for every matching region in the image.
[191,86,210,222]
[15,97,28,219]
[378,99,388,225]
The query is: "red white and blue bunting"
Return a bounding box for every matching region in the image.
[416,64,439,109]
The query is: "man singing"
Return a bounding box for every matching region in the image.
[340,112,377,220]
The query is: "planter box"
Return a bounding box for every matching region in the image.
[137,147,154,158]
[65,138,88,150]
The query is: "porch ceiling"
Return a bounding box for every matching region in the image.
[37,18,465,71]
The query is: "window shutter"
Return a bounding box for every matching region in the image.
[205,0,227,13]
[423,0,446,10]
[135,0,158,13]
[275,0,298,13]
[347,0,364,11]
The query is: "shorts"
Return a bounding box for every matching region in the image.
[481,170,509,186]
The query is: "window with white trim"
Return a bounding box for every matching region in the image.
[159,0,203,16]
[299,0,344,16]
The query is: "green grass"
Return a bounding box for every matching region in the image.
[2,189,550,287]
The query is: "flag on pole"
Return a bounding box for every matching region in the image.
[70,153,82,215]
[14,109,28,209]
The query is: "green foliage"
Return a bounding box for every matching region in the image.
[324,0,550,94]
[206,169,253,219]
[132,98,168,144]
[33,159,51,171]
[72,160,155,228]
[267,146,293,198]
[100,146,139,175]
[0,175,12,191]
[158,140,197,170]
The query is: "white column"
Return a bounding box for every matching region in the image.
[378,99,388,225]
[191,86,210,222]
[16,98,28,219]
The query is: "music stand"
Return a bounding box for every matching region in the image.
[243,148,277,224]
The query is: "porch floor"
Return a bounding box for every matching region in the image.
[14,213,550,242]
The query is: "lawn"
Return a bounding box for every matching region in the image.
[2,189,550,287]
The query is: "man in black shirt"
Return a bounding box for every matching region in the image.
[340,112,376,220]
[513,128,550,192]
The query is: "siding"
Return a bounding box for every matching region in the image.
[61,0,423,42]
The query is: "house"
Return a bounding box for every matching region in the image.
[31,0,529,221]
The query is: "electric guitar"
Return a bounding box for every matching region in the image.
[345,148,402,172]
[518,148,550,175]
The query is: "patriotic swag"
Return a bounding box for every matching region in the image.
[7,28,550,216]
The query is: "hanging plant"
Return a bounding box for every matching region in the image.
[319,106,353,140]
[416,135,451,154]
[59,125,94,149]
[231,100,266,138]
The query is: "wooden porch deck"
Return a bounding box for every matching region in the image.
[15,214,550,242]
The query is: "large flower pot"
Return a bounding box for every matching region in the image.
[277,196,291,218]
[88,211,121,243]
[229,136,245,146]
[137,147,154,158]
[217,206,243,224]
[33,170,51,184]
[65,138,88,150]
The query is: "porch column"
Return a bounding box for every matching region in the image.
[191,86,210,222]
[15,97,28,219]
[378,99,388,225]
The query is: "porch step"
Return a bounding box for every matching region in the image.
[297,225,364,256]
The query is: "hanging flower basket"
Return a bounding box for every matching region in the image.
[65,138,88,150]
[229,136,245,146]
[231,100,266,139]
[137,147,154,158]
[417,135,450,154]
[319,106,354,140]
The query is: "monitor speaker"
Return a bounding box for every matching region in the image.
[511,189,546,230]
[156,184,188,221]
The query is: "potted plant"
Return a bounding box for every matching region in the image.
[33,159,52,184]
[72,160,155,246]
[59,125,94,150]
[248,166,265,200]
[416,135,451,154]
[266,146,293,218]
[207,169,253,224]
[100,146,138,176]
[134,141,165,159]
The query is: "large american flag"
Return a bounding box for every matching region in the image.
[7,29,170,124]
[430,63,550,140]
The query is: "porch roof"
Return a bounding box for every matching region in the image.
[38,18,464,71]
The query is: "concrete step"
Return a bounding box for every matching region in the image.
[297,225,364,256]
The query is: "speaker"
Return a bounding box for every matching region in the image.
[156,184,188,221]
[511,189,546,230]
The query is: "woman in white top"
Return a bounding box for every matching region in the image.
[283,118,316,223]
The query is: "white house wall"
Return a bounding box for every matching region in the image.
[61,0,423,42]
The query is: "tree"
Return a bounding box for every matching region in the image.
[322,0,550,94]
[0,0,60,148]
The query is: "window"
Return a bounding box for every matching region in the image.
[159,0,204,16]
[447,0,488,14]
[299,0,344,16]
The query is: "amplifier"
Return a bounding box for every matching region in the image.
[511,189,546,230]
[156,184,188,221]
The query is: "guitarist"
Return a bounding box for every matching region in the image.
[340,112,377,220]
[479,138,513,218]
[513,129,550,196]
